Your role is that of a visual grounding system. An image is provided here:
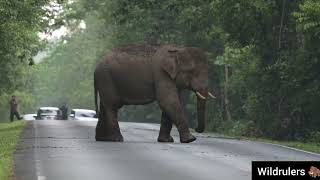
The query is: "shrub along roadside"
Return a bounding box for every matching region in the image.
[0,121,26,180]
[245,137,320,154]
[206,119,320,154]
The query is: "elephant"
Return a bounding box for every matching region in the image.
[94,43,215,143]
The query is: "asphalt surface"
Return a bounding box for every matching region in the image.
[14,120,320,180]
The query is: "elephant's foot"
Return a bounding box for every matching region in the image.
[157,135,174,143]
[180,133,196,143]
[96,134,124,142]
[158,126,173,143]
[96,120,123,142]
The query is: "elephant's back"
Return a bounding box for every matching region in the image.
[113,43,159,57]
[102,43,156,74]
[96,42,159,84]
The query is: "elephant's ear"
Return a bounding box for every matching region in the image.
[178,48,196,71]
[160,49,178,79]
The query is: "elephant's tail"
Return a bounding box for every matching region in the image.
[94,72,99,118]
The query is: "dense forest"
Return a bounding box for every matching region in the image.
[0,0,319,142]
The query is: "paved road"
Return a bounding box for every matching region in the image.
[14,120,320,180]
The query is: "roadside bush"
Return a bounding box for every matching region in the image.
[309,131,320,143]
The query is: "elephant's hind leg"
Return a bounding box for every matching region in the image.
[95,103,123,142]
[158,112,174,143]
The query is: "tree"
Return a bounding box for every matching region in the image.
[0,0,64,120]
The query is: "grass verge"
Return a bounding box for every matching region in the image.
[244,137,320,154]
[0,121,26,180]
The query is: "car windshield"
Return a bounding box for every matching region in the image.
[40,110,58,116]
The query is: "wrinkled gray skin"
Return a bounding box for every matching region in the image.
[94,43,209,143]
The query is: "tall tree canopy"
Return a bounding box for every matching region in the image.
[0,0,62,119]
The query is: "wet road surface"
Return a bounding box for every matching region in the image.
[14,120,320,180]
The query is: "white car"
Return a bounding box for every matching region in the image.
[36,107,62,120]
[22,114,37,121]
[70,109,97,121]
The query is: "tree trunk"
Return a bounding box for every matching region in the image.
[278,0,286,49]
[224,65,232,122]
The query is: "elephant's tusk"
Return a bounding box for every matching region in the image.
[208,92,216,99]
[196,92,206,100]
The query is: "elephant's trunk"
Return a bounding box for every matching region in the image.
[195,90,207,133]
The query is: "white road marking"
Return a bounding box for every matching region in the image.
[34,122,46,179]
[261,141,320,156]
[37,176,46,180]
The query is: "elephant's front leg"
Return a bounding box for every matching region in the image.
[96,103,123,142]
[157,88,196,143]
[157,112,174,142]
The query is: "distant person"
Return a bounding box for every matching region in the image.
[10,95,22,122]
[60,104,68,120]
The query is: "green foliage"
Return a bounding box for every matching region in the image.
[0,0,63,120]
[309,131,320,143]
[208,0,320,140]
[247,137,320,154]
[0,0,50,93]
[0,121,26,180]
[227,120,252,137]
[30,13,109,110]
[293,0,320,34]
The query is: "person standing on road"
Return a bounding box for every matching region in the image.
[10,95,22,122]
[59,103,68,120]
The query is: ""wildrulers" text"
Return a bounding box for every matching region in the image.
[257,167,305,176]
